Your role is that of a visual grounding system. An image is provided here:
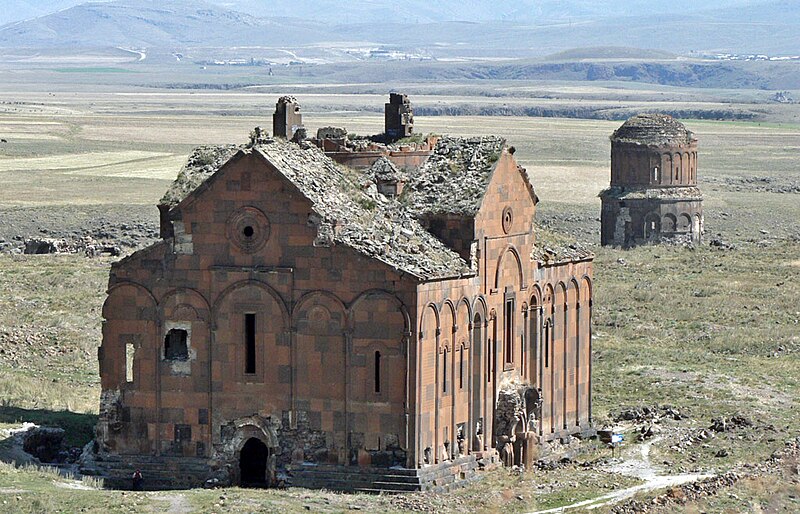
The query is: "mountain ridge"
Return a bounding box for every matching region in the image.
[0,0,796,57]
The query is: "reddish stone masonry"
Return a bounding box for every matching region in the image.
[88,95,594,492]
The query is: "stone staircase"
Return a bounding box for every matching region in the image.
[287,455,485,493]
[86,454,209,490]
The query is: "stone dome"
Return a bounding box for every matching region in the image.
[610,114,695,146]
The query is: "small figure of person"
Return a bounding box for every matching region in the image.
[132,469,143,491]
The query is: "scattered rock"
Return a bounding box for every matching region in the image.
[22,426,66,463]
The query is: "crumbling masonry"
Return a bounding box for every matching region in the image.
[600,114,704,247]
[90,95,594,492]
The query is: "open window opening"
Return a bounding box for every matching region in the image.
[164,328,189,361]
[125,343,135,383]
[504,298,515,365]
[374,350,381,394]
[458,346,464,390]
[245,313,256,374]
[544,321,551,368]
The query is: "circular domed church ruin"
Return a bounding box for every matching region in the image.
[600,114,703,247]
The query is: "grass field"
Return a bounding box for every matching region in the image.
[0,86,799,512]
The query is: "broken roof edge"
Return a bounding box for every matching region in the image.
[159,145,246,209]
[531,224,594,266]
[599,186,704,200]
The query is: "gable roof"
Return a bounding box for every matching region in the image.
[400,136,507,217]
[167,140,471,281]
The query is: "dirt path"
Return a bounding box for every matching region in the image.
[153,493,193,514]
[531,438,714,513]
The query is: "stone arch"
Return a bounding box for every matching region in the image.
[644,212,661,239]
[293,290,347,331]
[683,152,690,183]
[529,284,542,308]
[472,296,488,324]
[293,290,347,408]
[212,280,289,396]
[158,288,211,380]
[662,213,677,233]
[101,282,158,391]
[678,213,692,232]
[159,288,211,320]
[419,302,440,465]
[212,279,290,329]
[350,289,411,335]
[440,299,456,352]
[103,281,157,320]
[214,415,279,487]
[673,152,682,182]
[470,302,485,452]
[555,282,568,432]
[494,245,524,290]
[349,289,408,461]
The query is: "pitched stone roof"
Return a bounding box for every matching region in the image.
[610,114,696,146]
[400,136,507,217]
[165,140,471,281]
[258,142,472,280]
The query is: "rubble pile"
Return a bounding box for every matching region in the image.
[611,404,688,424]
[611,471,742,513]
[20,236,121,257]
[401,136,507,216]
[601,186,704,201]
[368,156,406,183]
[0,326,74,369]
[160,144,243,207]
[256,142,471,280]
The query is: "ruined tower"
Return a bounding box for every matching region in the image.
[385,93,413,140]
[273,96,303,139]
[600,114,703,247]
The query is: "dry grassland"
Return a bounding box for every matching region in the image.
[0,89,798,512]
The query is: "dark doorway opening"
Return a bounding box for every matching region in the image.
[239,438,269,487]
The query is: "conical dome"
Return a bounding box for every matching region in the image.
[611,114,695,146]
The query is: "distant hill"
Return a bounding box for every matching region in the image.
[0,0,768,26]
[544,47,678,61]
[0,0,797,57]
[0,0,330,48]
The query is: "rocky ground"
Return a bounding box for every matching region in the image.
[0,205,159,256]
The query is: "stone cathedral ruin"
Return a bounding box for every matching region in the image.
[88,94,595,492]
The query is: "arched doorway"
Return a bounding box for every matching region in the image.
[239,438,269,487]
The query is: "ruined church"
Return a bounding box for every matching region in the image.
[600,114,704,247]
[92,95,594,491]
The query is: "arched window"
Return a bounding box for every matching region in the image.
[544,320,551,368]
[164,329,188,361]
[442,348,448,393]
[374,351,381,394]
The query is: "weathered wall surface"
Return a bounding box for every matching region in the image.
[100,153,418,478]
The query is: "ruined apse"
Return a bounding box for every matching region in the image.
[600,114,704,247]
[89,94,594,493]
